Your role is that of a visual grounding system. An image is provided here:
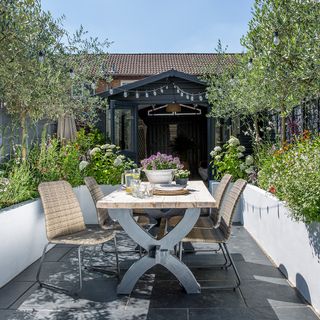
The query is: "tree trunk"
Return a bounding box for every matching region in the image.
[20,111,27,160]
[253,115,260,144]
[280,105,286,146]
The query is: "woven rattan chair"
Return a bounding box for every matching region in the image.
[84,176,150,230]
[168,174,232,229]
[36,180,120,295]
[178,179,247,290]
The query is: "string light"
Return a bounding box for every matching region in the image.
[113,83,207,101]
[248,58,253,71]
[273,31,280,46]
[69,68,75,79]
[38,50,45,63]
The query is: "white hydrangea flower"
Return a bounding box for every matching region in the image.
[79,160,89,171]
[210,150,215,157]
[89,147,100,156]
[240,163,246,171]
[245,155,254,166]
[237,145,246,152]
[228,136,240,146]
[245,166,255,174]
[109,144,116,149]
[237,152,244,158]
[214,146,222,152]
[100,144,110,150]
[113,156,123,167]
[215,155,221,161]
[105,151,113,157]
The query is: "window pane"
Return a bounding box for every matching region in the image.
[114,109,133,151]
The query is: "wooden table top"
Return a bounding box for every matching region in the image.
[97,180,216,209]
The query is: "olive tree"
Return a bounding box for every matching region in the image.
[240,0,320,144]
[0,0,110,158]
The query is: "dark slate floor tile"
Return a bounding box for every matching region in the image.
[43,246,74,262]
[0,309,36,320]
[189,307,280,320]
[149,280,245,309]
[271,306,320,320]
[240,280,305,308]
[235,260,284,281]
[9,283,39,310]
[0,281,34,309]
[14,261,67,282]
[147,308,188,320]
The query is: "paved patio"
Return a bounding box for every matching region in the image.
[0,226,319,320]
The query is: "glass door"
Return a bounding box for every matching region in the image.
[110,100,138,162]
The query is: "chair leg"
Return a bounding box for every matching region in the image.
[223,243,241,289]
[220,243,231,269]
[85,239,119,277]
[36,243,83,296]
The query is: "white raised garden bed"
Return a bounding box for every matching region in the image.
[242,184,320,314]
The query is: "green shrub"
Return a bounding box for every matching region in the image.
[83,144,136,185]
[0,162,37,209]
[258,134,320,223]
[210,136,253,181]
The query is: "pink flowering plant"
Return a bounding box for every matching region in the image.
[141,152,183,170]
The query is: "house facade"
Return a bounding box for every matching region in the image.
[96,53,241,175]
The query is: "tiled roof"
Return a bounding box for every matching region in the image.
[105,53,238,76]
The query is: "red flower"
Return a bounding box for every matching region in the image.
[268,185,276,194]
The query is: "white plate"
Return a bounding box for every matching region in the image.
[154,184,184,191]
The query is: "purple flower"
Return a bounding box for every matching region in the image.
[141,152,183,170]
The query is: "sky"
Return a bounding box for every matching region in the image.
[41,0,254,54]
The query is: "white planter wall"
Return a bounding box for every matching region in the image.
[0,184,119,288]
[242,184,320,314]
[209,180,242,223]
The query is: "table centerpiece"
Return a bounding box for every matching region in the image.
[141,152,183,184]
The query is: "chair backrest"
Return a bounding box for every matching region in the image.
[218,179,247,240]
[84,176,108,226]
[38,181,86,241]
[213,174,232,209]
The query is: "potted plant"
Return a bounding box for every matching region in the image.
[175,169,190,186]
[141,152,183,184]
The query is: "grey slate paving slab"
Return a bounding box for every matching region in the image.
[149,280,246,309]
[0,281,34,309]
[240,280,305,308]
[147,308,188,320]
[0,227,319,320]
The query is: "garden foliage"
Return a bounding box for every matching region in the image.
[257,133,320,223]
[0,128,133,209]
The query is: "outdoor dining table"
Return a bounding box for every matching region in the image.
[96,180,216,295]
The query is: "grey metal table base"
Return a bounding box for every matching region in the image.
[108,208,201,295]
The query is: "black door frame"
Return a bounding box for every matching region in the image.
[110,100,138,162]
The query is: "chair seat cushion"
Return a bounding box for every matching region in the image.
[183,227,225,243]
[51,226,114,245]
